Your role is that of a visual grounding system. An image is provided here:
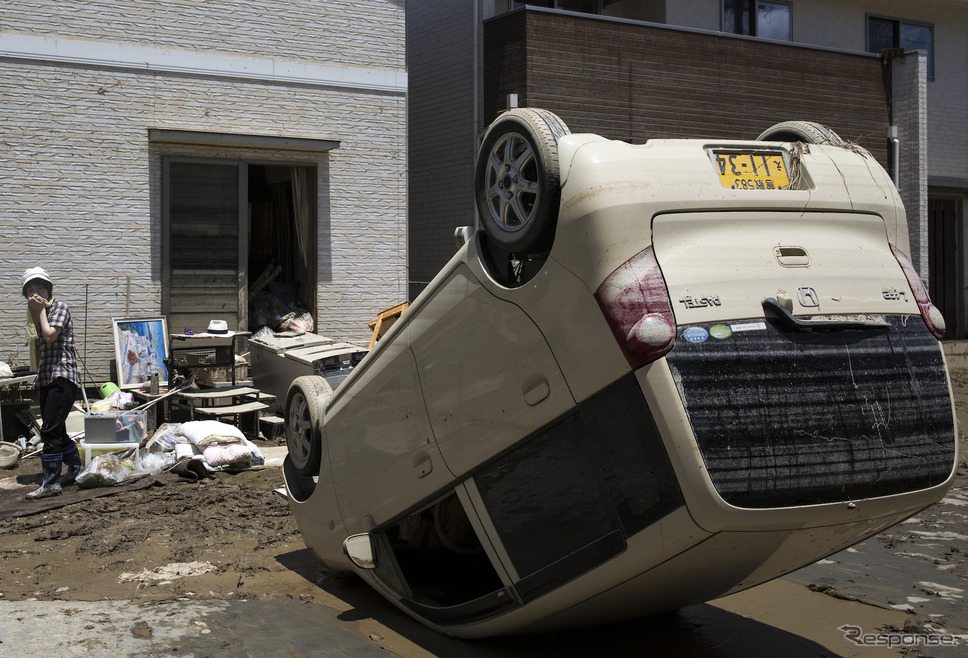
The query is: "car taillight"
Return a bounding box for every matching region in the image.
[891,245,946,340]
[595,246,677,369]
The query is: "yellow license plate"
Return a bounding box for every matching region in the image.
[711,150,790,190]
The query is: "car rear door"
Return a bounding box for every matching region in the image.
[409,263,575,477]
[651,211,956,509]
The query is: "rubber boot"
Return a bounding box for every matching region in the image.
[25,455,63,500]
[60,443,83,487]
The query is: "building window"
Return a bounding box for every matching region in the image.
[722,1,791,41]
[868,16,934,79]
[510,0,621,12]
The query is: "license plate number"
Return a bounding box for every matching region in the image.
[710,150,790,190]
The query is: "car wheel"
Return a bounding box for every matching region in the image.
[475,108,571,254]
[285,376,332,477]
[757,120,845,146]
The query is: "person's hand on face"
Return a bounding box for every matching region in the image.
[25,283,49,313]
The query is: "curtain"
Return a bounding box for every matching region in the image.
[291,167,312,275]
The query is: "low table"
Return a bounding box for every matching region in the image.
[174,386,276,438]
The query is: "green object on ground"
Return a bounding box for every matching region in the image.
[98,382,120,398]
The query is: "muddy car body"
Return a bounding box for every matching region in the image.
[283,110,957,638]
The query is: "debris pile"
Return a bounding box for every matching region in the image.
[76,420,265,489]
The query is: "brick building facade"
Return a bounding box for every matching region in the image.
[407,0,968,336]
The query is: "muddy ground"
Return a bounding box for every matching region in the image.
[0,448,327,605]
[0,362,966,656]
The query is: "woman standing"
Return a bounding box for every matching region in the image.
[22,267,82,500]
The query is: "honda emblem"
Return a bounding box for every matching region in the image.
[797,287,820,307]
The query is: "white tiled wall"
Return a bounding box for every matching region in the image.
[0,1,407,380]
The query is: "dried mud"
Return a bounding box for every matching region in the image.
[0,456,329,604]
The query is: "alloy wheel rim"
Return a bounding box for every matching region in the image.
[483,131,539,232]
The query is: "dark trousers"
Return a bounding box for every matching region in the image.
[39,377,78,458]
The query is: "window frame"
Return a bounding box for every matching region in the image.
[866,13,935,80]
[510,0,612,12]
[721,0,792,41]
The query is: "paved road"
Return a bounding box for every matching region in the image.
[788,473,968,655]
[0,598,393,658]
[0,582,913,658]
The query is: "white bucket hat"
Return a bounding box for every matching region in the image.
[21,267,52,297]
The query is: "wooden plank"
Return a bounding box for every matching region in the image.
[193,401,269,416]
[259,415,286,439]
[179,387,262,400]
[368,302,409,349]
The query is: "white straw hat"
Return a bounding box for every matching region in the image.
[206,320,229,334]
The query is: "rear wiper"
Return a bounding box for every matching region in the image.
[762,297,891,331]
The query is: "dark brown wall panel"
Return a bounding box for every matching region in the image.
[484,11,889,167]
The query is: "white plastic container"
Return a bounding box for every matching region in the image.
[84,410,148,444]
[78,441,139,466]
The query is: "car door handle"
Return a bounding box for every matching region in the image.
[762,297,891,331]
[412,449,433,478]
[774,245,810,267]
[522,374,550,406]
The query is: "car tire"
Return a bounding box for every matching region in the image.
[475,108,571,254]
[757,120,845,146]
[285,376,332,477]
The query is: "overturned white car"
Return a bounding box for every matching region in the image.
[283,109,957,638]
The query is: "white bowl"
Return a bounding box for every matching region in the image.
[0,442,20,468]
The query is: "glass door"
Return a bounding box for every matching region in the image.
[163,160,246,335]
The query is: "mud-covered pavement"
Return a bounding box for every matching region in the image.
[0,362,966,656]
[789,471,968,637]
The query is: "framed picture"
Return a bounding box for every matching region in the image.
[112,317,169,390]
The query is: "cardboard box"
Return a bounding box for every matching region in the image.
[84,410,148,444]
[78,441,139,466]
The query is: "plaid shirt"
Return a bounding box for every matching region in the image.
[34,299,81,389]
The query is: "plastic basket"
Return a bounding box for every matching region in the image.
[197,362,249,385]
